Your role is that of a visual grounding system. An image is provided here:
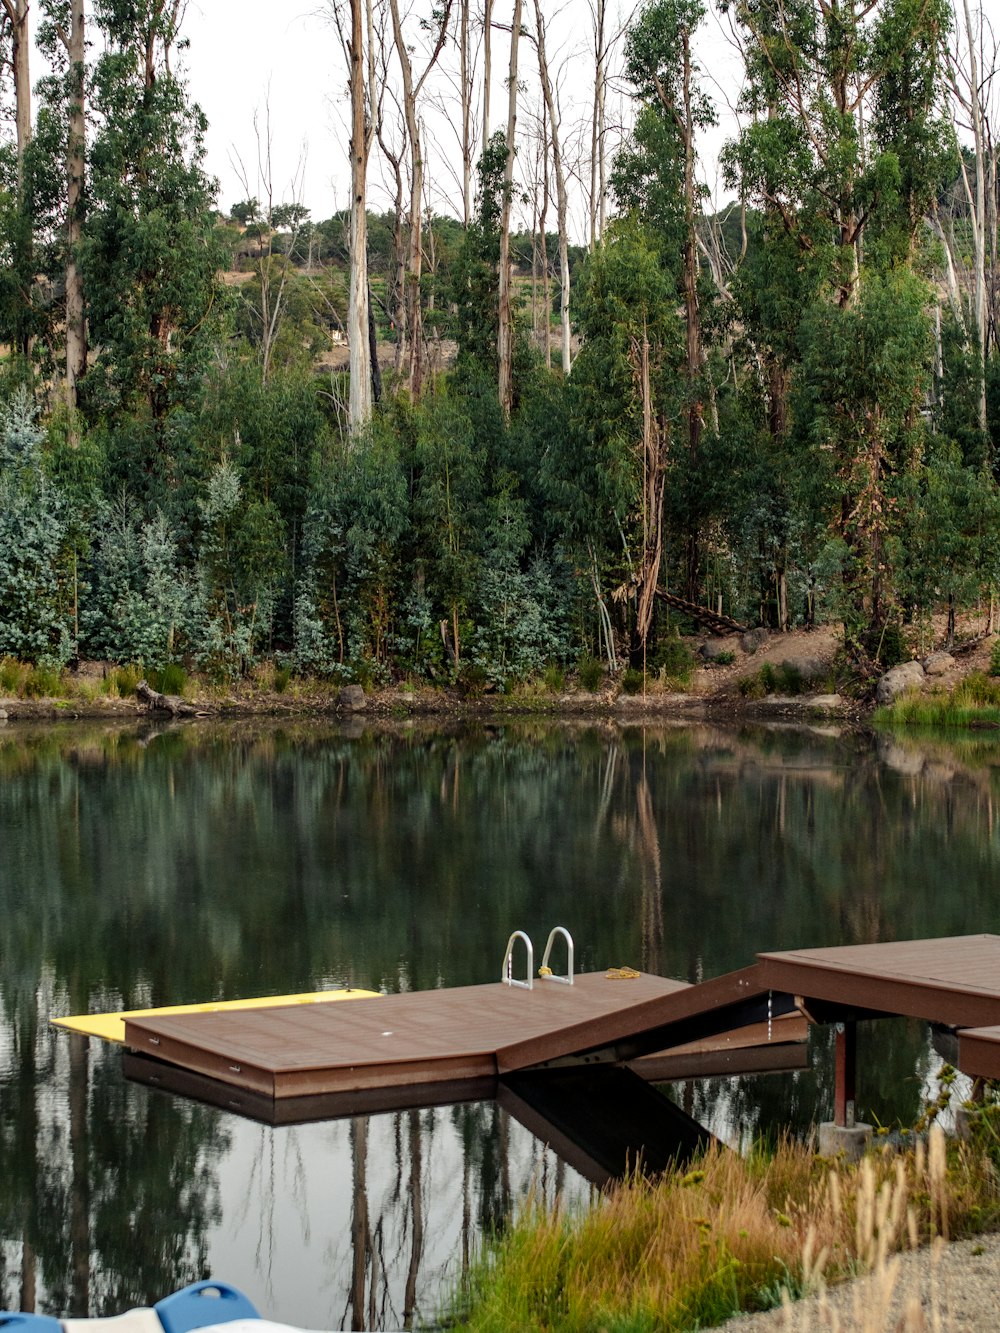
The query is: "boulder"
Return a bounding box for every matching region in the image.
[875,660,925,706]
[923,651,956,676]
[806,694,843,711]
[338,684,367,712]
[740,627,769,655]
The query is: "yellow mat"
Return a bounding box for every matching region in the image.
[52,987,380,1045]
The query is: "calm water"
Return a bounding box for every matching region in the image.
[3,717,1000,1327]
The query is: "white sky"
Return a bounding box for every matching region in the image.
[177,0,745,236]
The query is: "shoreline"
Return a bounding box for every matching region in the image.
[0,683,865,726]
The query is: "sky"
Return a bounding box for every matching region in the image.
[177,0,746,234]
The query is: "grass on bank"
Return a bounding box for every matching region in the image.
[876,672,1000,728]
[0,652,697,707]
[451,1126,999,1333]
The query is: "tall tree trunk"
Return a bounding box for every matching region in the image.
[64,0,87,418]
[680,26,702,601]
[497,0,522,419]
[460,0,473,225]
[2,0,32,357]
[961,0,988,428]
[482,0,494,161]
[589,0,606,249]
[533,0,571,374]
[348,0,372,432]
[1,0,31,175]
[387,0,452,399]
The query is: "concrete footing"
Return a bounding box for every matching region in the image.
[818,1121,873,1161]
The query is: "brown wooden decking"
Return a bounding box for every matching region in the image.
[755,935,1000,1030]
[123,971,698,1098]
[117,935,1000,1110]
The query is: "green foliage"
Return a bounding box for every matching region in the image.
[577,655,605,691]
[103,664,142,697]
[989,640,1000,679]
[80,1,225,426]
[654,635,696,681]
[621,668,645,694]
[877,674,1000,727]
[147,663,187,695]
[0,390,73,666]
[738,662,808,696]
[21,664,66,698]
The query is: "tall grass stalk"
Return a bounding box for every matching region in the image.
[452,1128,997,1333]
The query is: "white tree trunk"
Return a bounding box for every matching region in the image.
[497,0,522,418]
[65,0,87,416]
[1,0,31,177]
[482,0,494,160]
[532,0,571,374]
[961,0,988,429]
[348,0,372,431]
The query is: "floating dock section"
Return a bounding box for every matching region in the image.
[54,934,1000,1140]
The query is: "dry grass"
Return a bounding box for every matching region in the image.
[454,1128,999,1333]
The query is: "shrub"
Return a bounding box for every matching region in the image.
[273,664,292,694]
[577,654,605,692]
[22,664,66,698]
[542,662,565,693]
[103,664,142,698]
[738,672,766,699]
[621,668,645,694]
[989,640,1000,678]
[655,635,696,683]
[739,662,807,697]
[714,650,736,666]
[458,662,491,698]
[147,663,188,696]
[0,656,28,694]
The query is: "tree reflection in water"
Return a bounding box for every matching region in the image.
[2,719,1000,1325]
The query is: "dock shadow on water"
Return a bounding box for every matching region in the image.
[3,718,1000,1327]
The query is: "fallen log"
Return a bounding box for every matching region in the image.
[136,680,210,717]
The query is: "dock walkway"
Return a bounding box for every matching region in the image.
[60,934,1000,1132]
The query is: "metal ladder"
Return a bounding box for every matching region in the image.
[500,926,574,990]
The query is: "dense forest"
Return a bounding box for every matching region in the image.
[0,0,998,690]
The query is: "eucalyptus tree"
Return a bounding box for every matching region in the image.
[497,0,524,420]
[37,0,87,413]
[723,0,955,654]
[386,0,454,399]
[615,0,716,601]
[81,0,224,433]
[531,0,572,374]
[0,390,72,664]
[328,0,378,432]
[0,0,31,177]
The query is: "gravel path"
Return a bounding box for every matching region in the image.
[708,1232,1000,1332]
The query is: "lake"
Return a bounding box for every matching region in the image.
[2,716,1000,1328]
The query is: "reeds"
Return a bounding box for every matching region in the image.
[453,1126,999,1333]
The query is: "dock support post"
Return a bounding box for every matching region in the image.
[819,1020,871,1161]
[834,1021,856,1129]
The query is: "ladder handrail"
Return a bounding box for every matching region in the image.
[540,926,574,985]
[501,930,534,989]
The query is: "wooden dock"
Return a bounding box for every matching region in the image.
[121,970,801,1099]
[69,934,1000,1138]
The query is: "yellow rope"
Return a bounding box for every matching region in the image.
[606,966,641,980]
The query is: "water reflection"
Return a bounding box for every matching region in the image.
[3,718,1000,1325]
